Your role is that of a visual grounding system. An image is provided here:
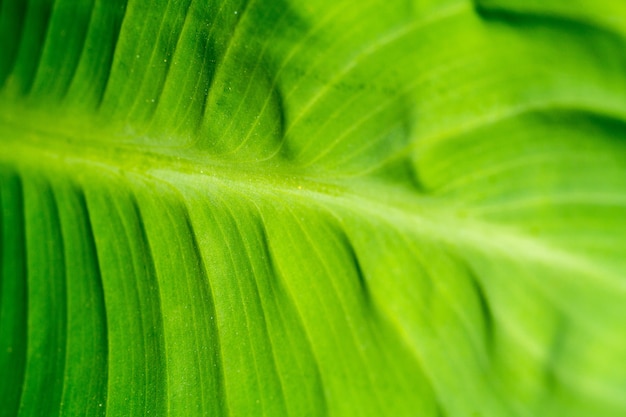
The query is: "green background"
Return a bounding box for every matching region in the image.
[2,0,626,415]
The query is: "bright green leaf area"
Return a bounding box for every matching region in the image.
[2,0,626,416]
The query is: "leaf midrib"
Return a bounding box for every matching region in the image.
[2,110,623,295]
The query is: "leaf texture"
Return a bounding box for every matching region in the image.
[2,0,626,416]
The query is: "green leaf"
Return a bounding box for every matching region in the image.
[2,0,626,416]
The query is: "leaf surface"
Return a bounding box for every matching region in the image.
[2,0,626,416]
